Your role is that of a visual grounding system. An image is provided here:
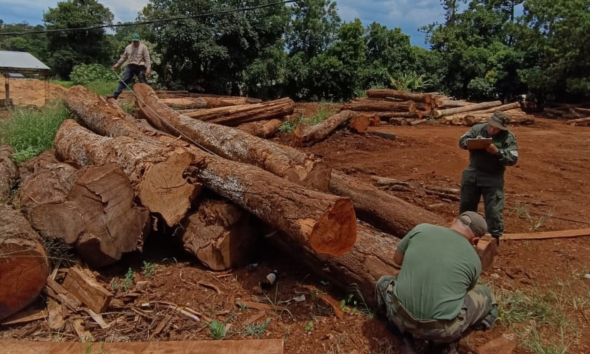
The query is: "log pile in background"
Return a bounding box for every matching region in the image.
[542,105,590,126]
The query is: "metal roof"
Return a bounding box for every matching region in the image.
[5,73,26,79]
[0,51,51,72]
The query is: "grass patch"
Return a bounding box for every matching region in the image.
[512,204,555,232]
[242,318,271,338]
[83,81,118,96]
[0,101,71,164]
[279,102,336,133]
[490,283,578,354]
[209,319,227,340]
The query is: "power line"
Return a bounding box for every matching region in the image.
[0,0,297,36]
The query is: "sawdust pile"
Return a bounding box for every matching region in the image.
[0,79,67,107]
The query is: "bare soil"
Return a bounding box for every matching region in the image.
[1,102,590,354]
[0,79,66,107]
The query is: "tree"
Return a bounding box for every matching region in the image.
[43,0,114,80]
[0,22,49,63]
[140,0,290,94]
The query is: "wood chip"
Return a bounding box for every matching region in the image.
[243,311,267,326]
[63,266,113,314]
[236,300,286,312]
[85,309,110,330]
[47,299,65,331]
[319,294,344,319]
[198,281,221,295]
[1,308,48,326]
[149,314,173,340]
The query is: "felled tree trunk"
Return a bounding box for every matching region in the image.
[349,114,373,133]
[445,114,534,127]
[296,110,357,146]
[54,119,200,227]
[186,153,357,256]
[329,172,446,237]
[237,119,283,138]
[476,102,521,114]
[160,97,208,110]
[366,89,433,105]
[0,145,17,203]
[433,101,502,118]
[438,100,473,108]
[270,222,400,307]
[180,199,256,271]
[0,205,49,321]
[367,111,424,120]
[341,100,417,113]
[181,98,294,126]
[134,84,331,192]
[28,164,150,268]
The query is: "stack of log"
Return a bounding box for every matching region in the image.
[337,89,535,127]
[122,89,289,137]
[0,84,497,322]
[541,105,590,126]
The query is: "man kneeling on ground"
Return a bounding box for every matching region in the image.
[376,212,498,354]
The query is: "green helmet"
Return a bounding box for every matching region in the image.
[131,33,140,41]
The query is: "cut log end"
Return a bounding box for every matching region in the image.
[0,206,49,321]
[310,198,357,256]
[138,150,201,227]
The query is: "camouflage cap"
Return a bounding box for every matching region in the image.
[487,111,510,130]
[458,211,487,237]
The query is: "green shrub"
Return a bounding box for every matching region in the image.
[0,101,71,164]
[70,64,117,85]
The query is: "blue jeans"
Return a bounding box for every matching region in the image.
[113,64,147,98]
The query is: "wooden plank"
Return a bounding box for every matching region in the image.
[236,300,286,312]
[0,308,47,326]
[0,339,284,354]
[476,335,517,354]
[502,228,590,240]
[63,266,113,314]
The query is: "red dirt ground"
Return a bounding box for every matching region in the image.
[1,103,589,354]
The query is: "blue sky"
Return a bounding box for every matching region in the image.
[0,0,445,47]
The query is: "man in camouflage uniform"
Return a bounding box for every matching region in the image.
[459,111,519,243]
[376,212,497,354]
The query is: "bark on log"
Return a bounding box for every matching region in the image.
[452,114,535,127]
[269,223,400,307]
[476,102,522,114]
[296,110,357,146]
[189,92,263,104]
[27,163,150,268]
[433,101,503,118]
[181,98,294,126]
[566,117,590,124]
[134,83,331,191]
[237,119,283,138]
[0,205,49,321]
[366,89,433,105]
[574,107,590,115]
[410,119,428,126]
[54,119,199,227]
[161,98,207,110]
[341,100,417,113]
[179,199,256,271]
[0,145,17,203]
[438,100,473,108]
[360,111,423,120]
[329,172,446,237]
[186,154,357,256]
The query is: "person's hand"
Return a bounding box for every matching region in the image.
[146,70,151,77]
[487,144,499,154]
[112,65,117,71]
[476,135,483,139]
[471,237,481,246]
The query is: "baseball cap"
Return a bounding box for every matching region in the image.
[458,211,487,237]
[132,33,140,41]
[487,111,509,130]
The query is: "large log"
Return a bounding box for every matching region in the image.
[445,113,535,127]
[163,97,258,110]
[0,205,49,321]
[367,111,424,120]
[134,84,331,191]
[54,119,199,227]
[160,97,207,110]
[476,102,522,114]
[181,98,294,126]
[189,92,263,104]
[270,223,400,307]
[329,172,446,237]
[366,89,433,105]
[55,119,356,257]
[0,145,17,203]
[567,117,590,125]
[27,163,150,268]
[341,100,417,113]
[180,199,256,271]
[433,101,503,118]
[438,100,473,108]
[237,119,283,138]
[296,110,357,146]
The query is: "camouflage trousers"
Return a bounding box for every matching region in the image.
[459,173,505,239]
[375,276,498,343]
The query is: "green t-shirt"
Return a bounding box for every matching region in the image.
[393,223,481,321]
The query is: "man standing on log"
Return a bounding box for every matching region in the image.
[376,212,498,354]
[109,33,151,100]
[458,112,518,244]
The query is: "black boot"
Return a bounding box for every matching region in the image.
[398,334,417,354]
